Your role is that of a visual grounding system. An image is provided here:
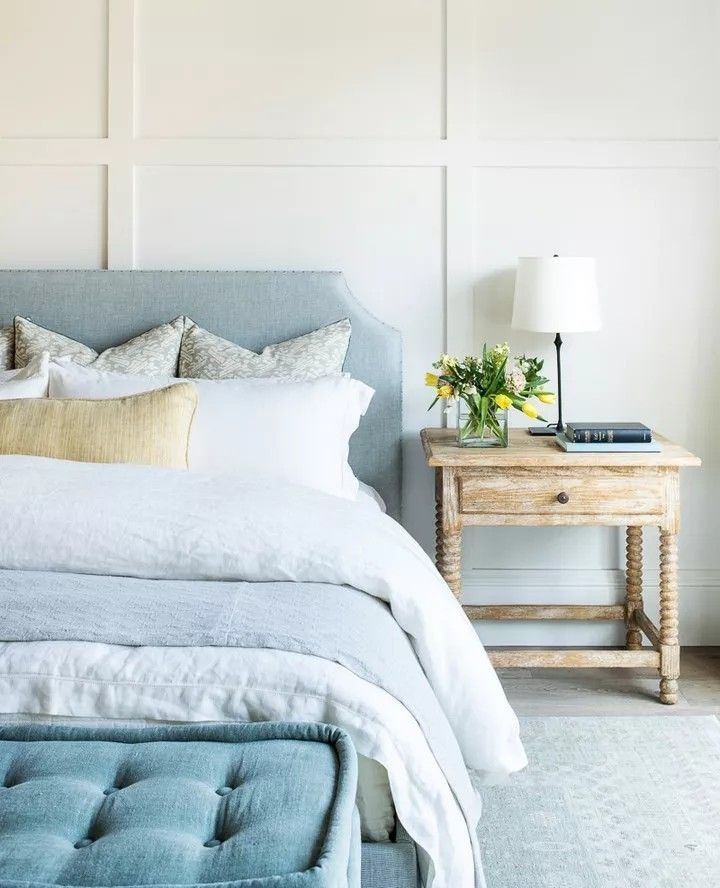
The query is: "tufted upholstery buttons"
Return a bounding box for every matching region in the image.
[0,725,356,885]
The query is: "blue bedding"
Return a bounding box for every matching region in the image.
[0,568,476,830]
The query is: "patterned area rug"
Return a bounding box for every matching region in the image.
[479,716,720,888]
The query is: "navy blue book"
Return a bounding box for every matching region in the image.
[564,422,652,444]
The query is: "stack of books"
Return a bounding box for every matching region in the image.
[555,422,661,453]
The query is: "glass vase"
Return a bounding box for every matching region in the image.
[457,398,509,448]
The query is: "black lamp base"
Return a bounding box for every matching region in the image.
[527,332,565,437]
[528,423,563,437]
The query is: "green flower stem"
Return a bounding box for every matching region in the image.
[459,396,507,443]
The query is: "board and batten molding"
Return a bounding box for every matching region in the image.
[0,0,717,644]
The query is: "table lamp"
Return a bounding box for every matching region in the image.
[512,255,600,435]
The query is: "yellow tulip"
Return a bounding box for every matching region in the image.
[437,384,454,398]
[522,402,539,419]
[425,372,439,387]
[495,394,512,410]
[537,392,555,404]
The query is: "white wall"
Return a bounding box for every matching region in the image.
[1,0,718,643]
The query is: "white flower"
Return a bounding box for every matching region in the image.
[489,342,510,367]
[439,354,457,372]
[505,366,527,394]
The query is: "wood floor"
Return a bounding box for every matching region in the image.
[495,646,720,717]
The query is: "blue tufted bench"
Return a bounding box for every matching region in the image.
[0,722,360,888]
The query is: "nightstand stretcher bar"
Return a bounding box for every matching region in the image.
[463,604,625,621]
[488,649,661,669]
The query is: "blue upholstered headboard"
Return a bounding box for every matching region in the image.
[0,270,402,519]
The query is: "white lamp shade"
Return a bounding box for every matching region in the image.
[512,256,601,333]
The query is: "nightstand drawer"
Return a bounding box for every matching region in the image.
[459,468,665,516]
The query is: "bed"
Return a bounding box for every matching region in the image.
[0,270,526,888]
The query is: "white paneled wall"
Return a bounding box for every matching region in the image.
[475,0,718,139]
[1,0,718,642]
[134,0,445,138]
[0,0,108,137]
[0,166,107,268]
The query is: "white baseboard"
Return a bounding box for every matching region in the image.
[463,568,720,647]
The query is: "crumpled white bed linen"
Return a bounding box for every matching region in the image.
[0,642,467,886]
[0,455,527,888]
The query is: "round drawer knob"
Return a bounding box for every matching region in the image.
[557,492,569,504]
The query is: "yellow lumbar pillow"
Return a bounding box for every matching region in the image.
[0,383,197,469]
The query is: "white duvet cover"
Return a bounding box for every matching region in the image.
[0,455,526,887]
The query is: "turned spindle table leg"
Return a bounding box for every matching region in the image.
[659,528,680,704]
[625,526,644,650]
[435,468,462,600]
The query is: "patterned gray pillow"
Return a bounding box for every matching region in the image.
[179,318,351,380]
[14,316,185,376]
[0,326,13,370]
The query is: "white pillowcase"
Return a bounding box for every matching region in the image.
[356,481,387,513]
[0,352,49,399]
[49,360,373,500]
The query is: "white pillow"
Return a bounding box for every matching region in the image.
[0,352,49,399]
[49,360,373,500]
[356,481,386,513]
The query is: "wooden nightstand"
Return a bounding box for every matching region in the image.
[421,427,701,703]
